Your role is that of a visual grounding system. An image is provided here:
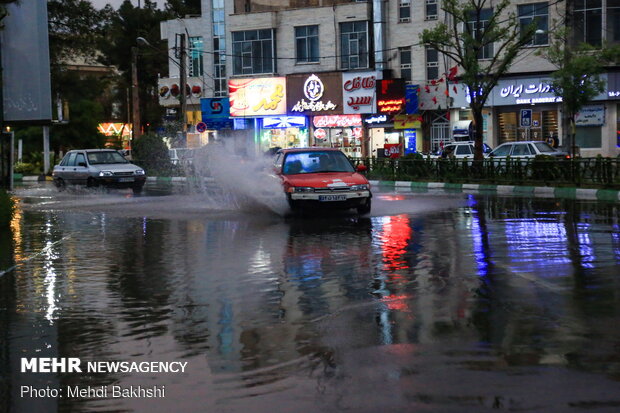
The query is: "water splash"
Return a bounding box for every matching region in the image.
[190,145,290,216]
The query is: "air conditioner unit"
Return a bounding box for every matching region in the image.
[426,15,438,21]
[400,17,411,23]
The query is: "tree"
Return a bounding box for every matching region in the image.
[99,1,170,136]
[421,0,538,160]
[543,28,620,157]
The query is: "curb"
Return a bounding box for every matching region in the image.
[369,180,620,202]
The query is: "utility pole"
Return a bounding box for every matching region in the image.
[131,46,141,141]
[178,33,188,146]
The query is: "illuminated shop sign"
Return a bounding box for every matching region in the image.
[377,79,406,114]
[342,71,381,114]
[287,72,343,115]
[228,77,287,117]
[364,115,388,124]
[452,75,608,107]
[313,114,362,128]
[200,98,230,119]
[262,116,306,129]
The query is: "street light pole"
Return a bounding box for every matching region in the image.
[178,33,187,146]
[131,46,141,141]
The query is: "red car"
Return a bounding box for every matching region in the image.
[273,148,372,214]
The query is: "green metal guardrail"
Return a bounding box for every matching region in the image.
[357,157,620,189]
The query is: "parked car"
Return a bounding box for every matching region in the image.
[431,141,493,159]
[52,149,147,193]
[274,148,372,214]
[488,141,570,159]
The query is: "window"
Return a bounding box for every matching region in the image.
[574,0,602,46]
[426,47,439,80]
[189,36,204,77]
[295,25,319,63]
[426,0,438,20]
[467,8,494,59]
[518,3,549,45]
[340,21,369,69]
[75,153,86,166]
[575,127,602,148]
[212,0,227,96]
[232,29,275,75]
[491,144,513,156]
[512,144,532,156]
[455,145,472,156]
[399,0,411,22]
[400,47,411,82]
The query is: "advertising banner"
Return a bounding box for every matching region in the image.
[158,77,205,107]
[313,115,362,128]
[342,71,381,114]
[1,1,52,122]
[376,79,406,114]
[228,77,287,117]
[393,114,422,129]
[287,72,343,116]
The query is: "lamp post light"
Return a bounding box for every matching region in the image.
[131,45,141,140]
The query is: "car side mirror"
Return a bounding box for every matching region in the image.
[78,162,87,167]
[356,164,368,172]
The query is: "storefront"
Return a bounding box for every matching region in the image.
[228,77,290,153]
[257,115,309,151]
[312,114,363,158]
[366,79,411,157]
[287,71,345,152]
[450,75,619,156]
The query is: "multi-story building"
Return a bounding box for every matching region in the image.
[159,0,620,158]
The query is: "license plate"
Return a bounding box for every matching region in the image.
[118,177,134,182]
[319,194,347,202]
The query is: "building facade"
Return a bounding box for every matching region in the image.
[158,0,620,158]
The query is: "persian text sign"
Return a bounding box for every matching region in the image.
[287,72,342,115]
[377,79,406,114]
[228,77,286,117]
[342,71,380,114]
[575,105,605,126]
[393,114,422,129]
[313,115,362,128]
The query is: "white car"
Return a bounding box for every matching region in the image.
[432,141,492,159]
[488,141,570,159]
[52,149,146,193]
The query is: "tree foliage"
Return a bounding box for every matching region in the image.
[421,0,537,160]
[98,0,171,135]
[542,27,620,154]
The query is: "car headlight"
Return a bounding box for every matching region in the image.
[134,169,145,175]
[292,186,314,193]
[350,184,369,191]
[98,171,113,177]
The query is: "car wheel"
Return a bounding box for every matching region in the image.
[357,198,371,215]
[132,184,144,194]
[86,178,98,188]
[54,178,65,192]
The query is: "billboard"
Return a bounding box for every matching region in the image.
[342,71,381,115]
[1,1,52,123]
[287,72,342,116]
[228,77,286,117]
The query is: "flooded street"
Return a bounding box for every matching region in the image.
[1,183,620,412]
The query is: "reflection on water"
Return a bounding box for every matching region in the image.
[1,193,619,412]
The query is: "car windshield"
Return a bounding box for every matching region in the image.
[534,142,556,153]
[282,151,355,175]
[87,151,129,164]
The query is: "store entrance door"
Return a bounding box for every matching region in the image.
[429,111,450,152]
